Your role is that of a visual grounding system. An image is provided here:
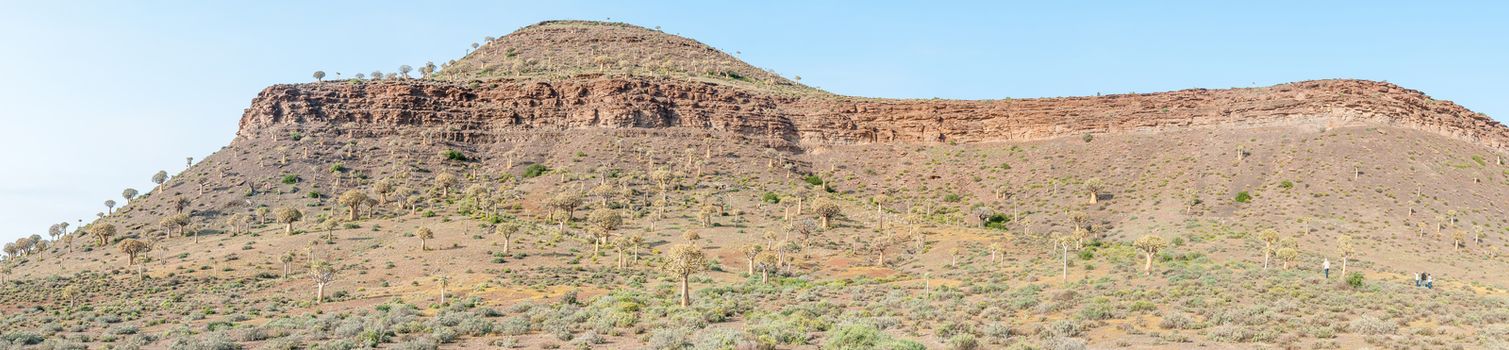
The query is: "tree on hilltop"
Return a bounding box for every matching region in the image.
[313,71,326,82]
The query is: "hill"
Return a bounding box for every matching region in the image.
[2,20,1507,350]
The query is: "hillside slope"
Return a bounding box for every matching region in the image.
[3,19,1508,350]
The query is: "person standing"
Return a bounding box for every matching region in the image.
[1426,273,1433,289]
[1323,258,1331,279]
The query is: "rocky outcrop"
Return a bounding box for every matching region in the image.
[235,75,1509,152]
[239,77,1509,153]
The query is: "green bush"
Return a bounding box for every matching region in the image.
[441,149,468,161]
[330,163,347,173]
[1234,191,1252,203]
[281,174,300,184]
[1279,180,1293,189]
[946,334,978,350]
[1346,272,1364,288]
[822,324,924,350]
[942,194,962,203]
[522,164,549,178]
[761,192,781,204]
[803,174,824,186]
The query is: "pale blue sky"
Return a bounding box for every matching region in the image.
[1,1,1505,241]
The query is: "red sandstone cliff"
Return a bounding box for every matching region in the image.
[238,76,1509,153]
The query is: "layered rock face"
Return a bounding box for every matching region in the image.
[238,77,1508,153]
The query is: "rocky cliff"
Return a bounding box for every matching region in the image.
[238,76,1509,153]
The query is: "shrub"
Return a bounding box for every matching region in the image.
[942,194,962,202]
[441,149,467,161]
[1346,272,1364,289]
[282,174,300,184]
[1279,180,1294,189]
[330,163,347,173]
[647,327,692,350]
[1041,336,1087,350]
[945,334,978,350]
[522,164,549,178]
[1234,191,1252,203]
[1,332,43,345]
[1159,312,1196,330]
[761,192,781,204]
[1349,315,1397,335]
[803,174,824,186]
[1206,324,1251,342]
[822,324,924,350]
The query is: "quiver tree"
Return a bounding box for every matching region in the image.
[663,244,708,307]
[280,251,296,279]
[1337,234,1355,276]
[1084,178,1104,204]
[104,200,116,214]
[122,188,139,203]
[312,70,326,81]
[117,239,150,265]
[88,223,116,246]
[988,242,1003,264]
[813,200,842,229]
[1452,230,1467,251]
[755,252,779,282]
[417,227,435,251]
[1259,229,1280,270]
[1276,247,1298,269]
[373,178,396,205]
[697,204,719,227]
[152,170,168,193]
[495,222,521,254]
[309,260,336,304]
[338,190,368,221]
[160,213,190,240]
[1053,232,1073,283]
[547,191,584,225]
[740,244,764,275]
[587,208,623,255]
[434,173,459,198]
[1133,235,1166,276]
[275,207,303,235]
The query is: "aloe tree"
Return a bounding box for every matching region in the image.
[1260,229,1280,270]
[664,244,708,307]
[338,190,368,221]
[417,227,435,251]
[275,207,303,235]
[152,170,168,193]
[495,222,521,254]
[118,239,150,265]
[104,200,116,215]
[88,223,116,246]
[1134,235,1167,276]
[1331,236,1351,277]
[309,260,336,304]
[122,188,139,203]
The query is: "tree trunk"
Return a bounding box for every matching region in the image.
[1143,252,1152,275]
[285,223,293,235]
[821,216,830,229]
[421,239,428,251]
[503,239,511,254]
[747,258,755,275]
[349,207,358,221]
[1263,247,1271,270]
[283,263,289,279]
[316,283,325,304]
[1341,257,1348,277]
[678,275,690,307]
[1061,245,1069,283]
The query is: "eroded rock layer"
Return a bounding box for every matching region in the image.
[239,77,1508,152]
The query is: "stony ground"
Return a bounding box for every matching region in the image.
[1,121,1507,349]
